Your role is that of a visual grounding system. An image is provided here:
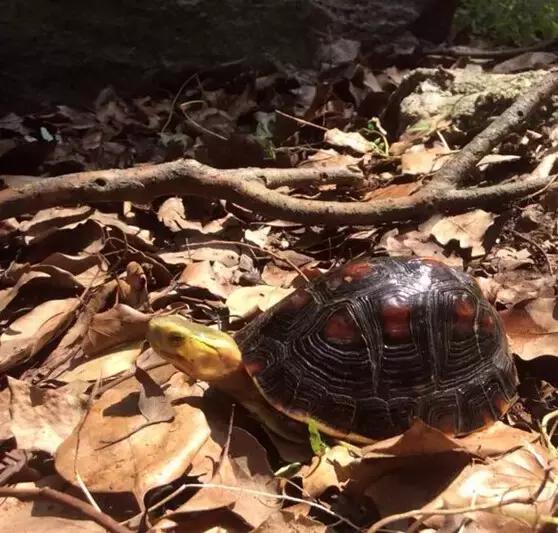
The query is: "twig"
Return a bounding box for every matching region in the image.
[215,403,235,478]
[425,38,558,59]
[0,486,132,533]
[146,481,361,531]
[432,71,558,189]
[1,73,558,224]
[161,72,200,133]
[74,376,101,512]
[511,229,553,274]
[275,110,329,132]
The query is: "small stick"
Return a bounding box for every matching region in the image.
[0,486,132,533]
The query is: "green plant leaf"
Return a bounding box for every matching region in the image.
[308,419,327,456]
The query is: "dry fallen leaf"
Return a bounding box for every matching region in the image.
[58,341,145,382]
[421,446,557,532]
[381,228,463,267]
[82,303,152,356]
[254,505,328,532]
[55,368,210,503]
[491,272,556,307]
[245,226,272,248]
[425,209,496,257]
[0,297,79,372]
[301,445,357,498]
[302,148,360,169]
[161,242,241,267]
[40,252,108,287]
[400,144,451,174]
[167,427,281,529]
[8,377,87,455]
[261,262,299,287]
[324,128,376,154]
[0,387,13,442]
[501,297,558,359]
[226,285,294,320]
[18,206,94,236]
[364,182,421,201]
[135,366,175,424]
[363,420,536,460]
[157,197,189,232]
[180,260,235,298]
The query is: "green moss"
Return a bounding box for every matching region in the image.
[456,0,558,46]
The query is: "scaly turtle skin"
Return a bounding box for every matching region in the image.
[148,256,518,444]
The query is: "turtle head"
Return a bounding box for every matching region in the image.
[147,315,243,382]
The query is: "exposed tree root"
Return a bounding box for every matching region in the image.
[1,72,557,225]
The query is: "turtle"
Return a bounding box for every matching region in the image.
[147,256,518,444]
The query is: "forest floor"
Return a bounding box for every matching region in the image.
[1,34,558,532]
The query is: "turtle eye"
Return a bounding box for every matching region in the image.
[168,332,184,346]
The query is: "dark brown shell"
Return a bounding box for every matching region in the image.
[234,257,518,440]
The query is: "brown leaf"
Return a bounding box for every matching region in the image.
[41,252,108,287]
[180,260,235,299]
[82,303,152,356]
[453,422,539,458]
[261,262,299,288]
[364,182,420,201]
[244,226,272,248]
[363,420,535,460]
[135,366,175,423]
[380,229,463,267]
[226,285,294,321]
[0,270,50,315]
[425,210,496,257]
[58,341,145,382]
[254,505,327,532]
[8,377,87,455]
[301,445,357,498]
[491,271,556,307]
[0,387,13,442]
[501,297,558,359]
[90,211,154,247]
[157,197,188,232]
[169,428,280,529]
[324,128,376,154]
[55,370,211,502]
[400,144,451,174]
[363,419,461,458]
[423,446,557,532]
[303,148,360,169]
[18,206,94,236]
[0,298,80,372]
[161,242,241,268]
[117,261,149,309]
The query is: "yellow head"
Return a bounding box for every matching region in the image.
[147,315,243,382]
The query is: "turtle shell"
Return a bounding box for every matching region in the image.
[233,256,518,441]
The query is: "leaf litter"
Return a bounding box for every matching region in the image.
[1,35,558,533]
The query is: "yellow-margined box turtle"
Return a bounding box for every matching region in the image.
[148,256,518,444]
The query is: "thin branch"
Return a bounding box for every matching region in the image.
[426,38,558,59]
[1,73,557,225]
[0,485,132,533]
[431,71,558,189]
[153,482,361,531]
